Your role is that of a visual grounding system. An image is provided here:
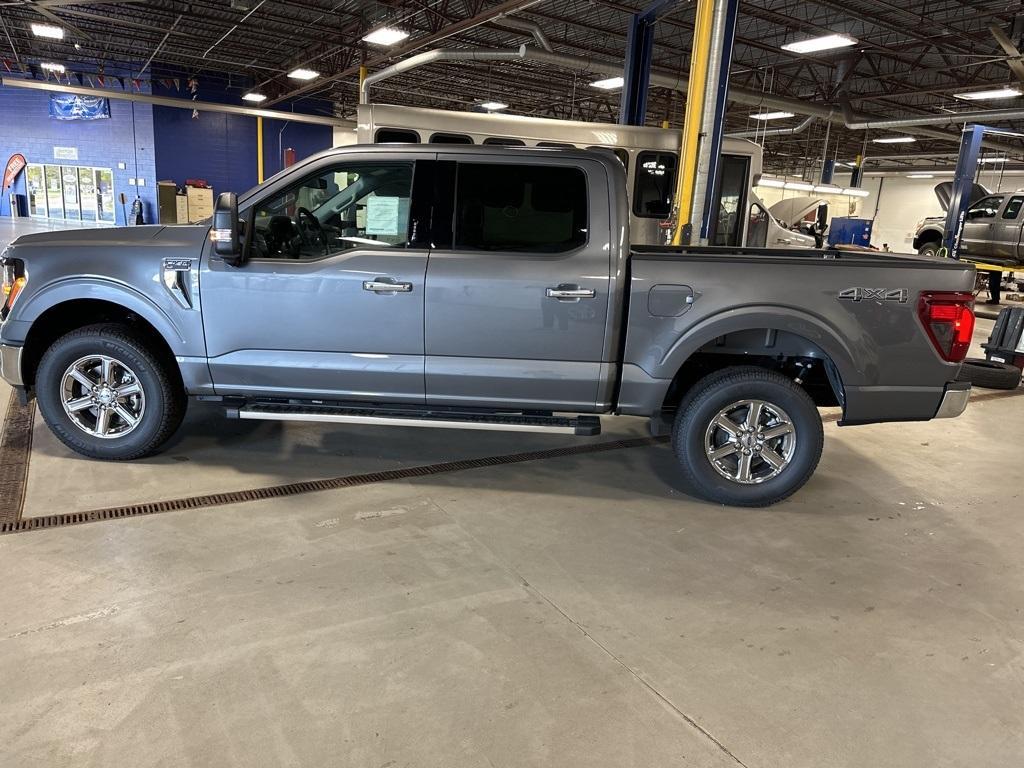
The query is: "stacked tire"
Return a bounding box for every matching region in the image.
[955,358,1022,390]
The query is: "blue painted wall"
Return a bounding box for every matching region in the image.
[0,84,158,226]
[151,81,333,201]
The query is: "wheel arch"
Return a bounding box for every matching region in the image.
[913,227,943,251]
[21,297,182,391]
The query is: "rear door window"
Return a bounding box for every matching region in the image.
[1002,195,1024,219]
[633,152,677,218]
[454,163,588,252]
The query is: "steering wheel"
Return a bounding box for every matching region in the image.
[295,207,326,252]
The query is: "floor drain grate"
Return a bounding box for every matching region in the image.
[1,435,669,535]
[0,391,34,525]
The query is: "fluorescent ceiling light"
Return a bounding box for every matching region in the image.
[479,101,508,111]
[31,23,64,40]
[362,27,409,46]
[242,92,267,103]
[872,136,916,144]
[979,156,1008,163]
[784,181,814,191]
[843,188,871,197]
[954,86,1022,101]
[813,184,842,193]
[287,68,319,81]
[751,111,795,121]
[906,173,934,178]
[781,33,857,54]
[756,177,786,188]
[591,76,624,90]
[40,62,65,73]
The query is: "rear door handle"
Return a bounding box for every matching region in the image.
[363,278,413,293]
[546,286,596,301]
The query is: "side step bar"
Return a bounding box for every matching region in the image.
[234,403,601,436]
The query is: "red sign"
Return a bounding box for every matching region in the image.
[2,154,26,192]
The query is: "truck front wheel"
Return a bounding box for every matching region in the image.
[918,241,940,258]
[671,367,824,507]
[36,324,186,460]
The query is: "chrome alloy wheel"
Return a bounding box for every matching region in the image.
[60,355,146,439]
[704,399,797,485]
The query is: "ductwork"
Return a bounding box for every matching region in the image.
[491,17,553,51]
[357,44,1022,152]
[360,48,525,104]
[841,99,1024,132]
[726,115,816,139]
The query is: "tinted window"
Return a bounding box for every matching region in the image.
[483,137,526,146]
[711,155,750,246]
[747,204,768,247]
[537,142,574,148]
[1003,195,1024,219]
[375,128,420,143]
[968,195,1004,219]
[430,132,473,144]
[249,162,413,260]
[455,163,587,252]
[633,151,677,218]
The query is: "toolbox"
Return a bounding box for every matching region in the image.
[982,306,1024,369]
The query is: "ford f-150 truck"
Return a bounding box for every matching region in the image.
[0,145,977,506]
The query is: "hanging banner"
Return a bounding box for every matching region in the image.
[2,153,26,192]
[48,93,110,121]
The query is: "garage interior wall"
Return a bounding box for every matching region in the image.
[0,85,159,225]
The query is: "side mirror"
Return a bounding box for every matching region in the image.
[211,192,241,262]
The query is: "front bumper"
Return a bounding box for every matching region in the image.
[0,343,24,387]
[934,381,971,419]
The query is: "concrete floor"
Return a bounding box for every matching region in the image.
[1,218,1023,767]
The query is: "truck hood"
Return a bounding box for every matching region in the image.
[933,181,988,212]
[768,196,826,227]
[9,224,210,253]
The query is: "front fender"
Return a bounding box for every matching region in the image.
[10,276,192,355]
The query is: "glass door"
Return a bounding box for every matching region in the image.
[44,165,64,219]
[78,167,98,221]
[61,166,81,220]
[95,168,115,223]
[26,164,47,217]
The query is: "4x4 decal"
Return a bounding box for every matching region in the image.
[838,287,909,303]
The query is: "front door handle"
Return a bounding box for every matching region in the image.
[546,285,596,301]
[363,278,413,293]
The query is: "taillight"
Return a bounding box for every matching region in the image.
[917,291,975,363]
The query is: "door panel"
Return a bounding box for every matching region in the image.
[992,194,1024,259]
[961,194,1003,256]
[203,249,428,401]
[425,155,612,411]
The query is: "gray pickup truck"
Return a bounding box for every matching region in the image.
[914,181,1024,267]
[0,145,977,506]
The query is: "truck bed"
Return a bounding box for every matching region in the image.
[630,244,974,269]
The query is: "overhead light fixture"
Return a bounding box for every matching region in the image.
[906,173,935,179]
[751,111,795,121]
[781,33,857,55]
[31,23,64,40]
[362,27,410,46]
[591,76,625,90]
[784,181,815,191]
[843,188,871,197]
[756,177,786,188]
[979,156,1009,164]
[813,184,842,193]
[954,86,1022,101]
[478,101,508,112]
[872,136,917,144]
[287,68,319,81]
[40,62,65,74]
[242,92,267,103]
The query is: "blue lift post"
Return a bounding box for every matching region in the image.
[943,124,987,260]
[698,0,739,241]
[619,0,680,126]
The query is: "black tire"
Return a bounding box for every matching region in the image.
[36,324,186,460]
[955,357,1022,390]
[671,366,824,507]
[918,242,940,258]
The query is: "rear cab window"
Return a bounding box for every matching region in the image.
[454,163,588,252]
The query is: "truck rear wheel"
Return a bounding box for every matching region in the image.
[36,324,185,460]
[671,366,824,507]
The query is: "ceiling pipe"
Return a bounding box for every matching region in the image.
[357,44,1019,151]
[841,99,1024,133]
[0,76,353,127]
[491,17,553,51]
[726,115,815,138]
